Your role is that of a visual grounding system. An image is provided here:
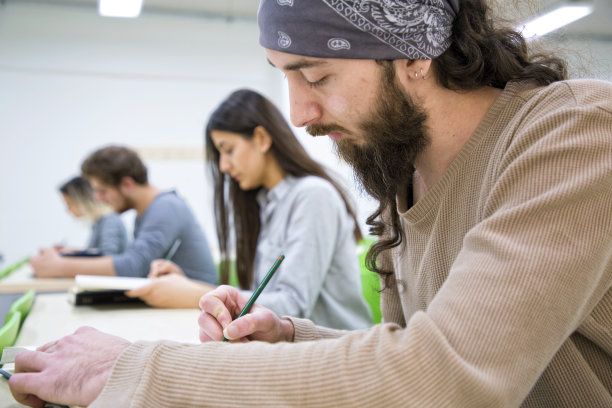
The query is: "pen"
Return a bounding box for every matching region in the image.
[164,239,182,261]
[0,368,69,408]
[222,254,285,342]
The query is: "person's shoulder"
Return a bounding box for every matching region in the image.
[292,175,339,197]
[289,176,346,209]
[145,191,193,221]
[516,79,612,109]
[562,79,612,109]
[101,212,123,224]
[152,190,187,208]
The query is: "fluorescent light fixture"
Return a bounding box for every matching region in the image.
[98,0,144,18]
[519,3,593,38]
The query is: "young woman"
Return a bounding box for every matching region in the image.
[128,89,372,330]
[58,176,127,256]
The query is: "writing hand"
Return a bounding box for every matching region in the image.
[148,259,185,278]
[198,285,294,344]
[30,248,64,278]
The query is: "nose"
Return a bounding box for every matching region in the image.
[287,81,322,128]
[218,154,231,173]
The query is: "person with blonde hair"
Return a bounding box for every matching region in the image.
[31,146,216,282]
[58,175,127,256]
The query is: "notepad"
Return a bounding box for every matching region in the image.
[74,275,150,291]
[68,275,150,306]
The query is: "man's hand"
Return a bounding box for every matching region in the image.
[198,285,294,343]
[9,327,130,407]
[148,259,185,278]
[30,248,65,278]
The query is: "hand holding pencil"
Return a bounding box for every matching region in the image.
[198,255,294,343]
[147,239,184,278]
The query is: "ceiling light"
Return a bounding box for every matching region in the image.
[98,0,144,18]
[518,3,593,38]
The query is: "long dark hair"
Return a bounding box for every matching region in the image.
[366,0,568,281]
[205,89,362,289]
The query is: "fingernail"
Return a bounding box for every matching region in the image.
[223,325,238,340]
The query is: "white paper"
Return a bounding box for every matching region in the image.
[74,275,150,291]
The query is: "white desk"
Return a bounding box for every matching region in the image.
[1,292,201,407]
[0,265,74,294]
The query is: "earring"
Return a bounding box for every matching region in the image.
[414,71,419,78]
[420,68,426,80]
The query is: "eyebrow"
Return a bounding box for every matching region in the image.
[267,58,328,71]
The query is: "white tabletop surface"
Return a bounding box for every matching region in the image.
[1,292,201,407]
[0,265,74,294]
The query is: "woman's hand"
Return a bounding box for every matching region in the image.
[126,274,213,308]
[30,248,65,278]
[148,259,185,278]
[198,285,294,344]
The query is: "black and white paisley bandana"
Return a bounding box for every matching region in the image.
[258,0,460,60]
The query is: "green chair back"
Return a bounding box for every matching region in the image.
[216,260,239,288]
[8,289,36,327]
[0,257,30,280]
[0,311,22,354]
[358,238,382,324]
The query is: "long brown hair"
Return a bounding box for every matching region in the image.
[205,89,362,289]
[366,0,568,280]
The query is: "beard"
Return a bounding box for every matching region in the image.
[306,63,429,203]
[113,194,135,214]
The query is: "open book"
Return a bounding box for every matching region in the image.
[69,275,150,306]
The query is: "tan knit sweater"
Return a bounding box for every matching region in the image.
[92,80,612,407]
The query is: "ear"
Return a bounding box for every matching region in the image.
[252,125,273,154]
[394,59,433,86]
[118,176,135,192]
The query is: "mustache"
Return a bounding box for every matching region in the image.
[306,124,351,137]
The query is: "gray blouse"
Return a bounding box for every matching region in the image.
[243,175,372,330]
[88,213,127,255]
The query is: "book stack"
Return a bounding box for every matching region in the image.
[69,275,150,306]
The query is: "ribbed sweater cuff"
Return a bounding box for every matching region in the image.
[90,341,153,408]
[288,317,343,341]
[287,317,319,342]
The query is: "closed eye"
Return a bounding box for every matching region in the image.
[306,76,328,88]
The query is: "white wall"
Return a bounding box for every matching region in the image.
[1,2,610,266]
[0,2,376,264]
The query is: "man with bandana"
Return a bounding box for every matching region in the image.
[8,0,612,407]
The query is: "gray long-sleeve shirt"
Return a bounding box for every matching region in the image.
[88,213,127,255]
[242,175,372,330]
[112,190,216,283]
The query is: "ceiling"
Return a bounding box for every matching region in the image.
[4,0,612,39]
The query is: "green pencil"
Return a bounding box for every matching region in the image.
[164,239,182,261]
[222,254,285,342]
